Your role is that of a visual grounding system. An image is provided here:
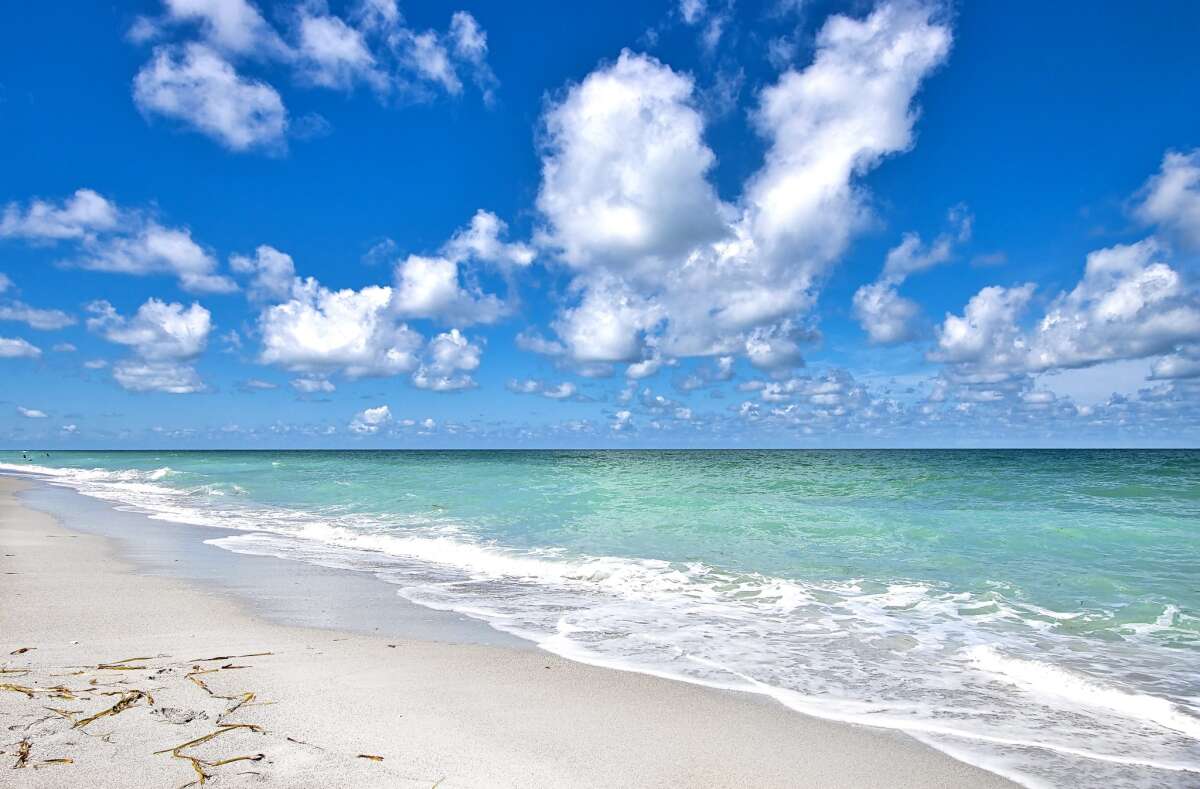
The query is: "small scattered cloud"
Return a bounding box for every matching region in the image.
[239,378,277,391]
[291,376,335,393]
[1,188,237,293]
[0,337,41,359]
[506,378,578,400]
[350,404,392,434]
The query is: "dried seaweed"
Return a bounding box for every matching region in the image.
[155,723,265,785]
[9,647,33,655]
[189,652,272,662]
[154,723,265,755]
[44,684,78,700]
[73,689,153,729]
[13,739,31,768]
[357,753,384,761]
[96,657,154,671]
[34,757,74,768]
[184,667,257,720]
[1,682,35,698]
[0,647,344,786]
[43,707,81,723]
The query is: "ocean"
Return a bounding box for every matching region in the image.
[2,449,1197,787]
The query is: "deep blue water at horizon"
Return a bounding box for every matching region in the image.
[3,449,1198,788]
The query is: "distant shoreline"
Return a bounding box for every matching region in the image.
[5,446,1200,452]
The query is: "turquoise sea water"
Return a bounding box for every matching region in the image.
[3,450,1198,787]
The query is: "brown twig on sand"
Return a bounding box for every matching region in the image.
[9,647,34,655]
[357,754,384,761]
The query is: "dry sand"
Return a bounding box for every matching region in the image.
[0,477,1016,788]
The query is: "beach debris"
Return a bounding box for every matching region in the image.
[357,753,384,761]
[34,757,74,769]
[0,648,356,785]
[0,683,36,698]
[185,667,257,719]
[44,684,79,700]
[285,735,323,751]
[189,652,272,662]
[155,723,265,785]
[13,738,31,768]
[95,656,154,671]
[73,689,153,729]
[43,707,81,723]
[9,647,33,655]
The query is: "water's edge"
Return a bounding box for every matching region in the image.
[6,474,1026,787]
[14,480,528,648]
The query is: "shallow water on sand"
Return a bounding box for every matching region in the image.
[4,449,1198,787]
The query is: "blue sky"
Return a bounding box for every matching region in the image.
[2,0,1199,448]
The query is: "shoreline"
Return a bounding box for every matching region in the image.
[1,475,1017,787]
[17,480,528,650]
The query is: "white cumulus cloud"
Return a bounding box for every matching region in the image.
[1028,240,1200,371]
[129,0,500,153]
[350,404,392,434]
[230,244,296,301]
[87,298,212,393]
[87,299,212,361]
[534,3,951,369]
[1136,148,1200,251]
[931,284,1035,370]
[258,278,423,378]
[134,43,288,151]
[0,189,119,241]
[158,0,284,55]
[1,188,237,293]
[412,329,481,391]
